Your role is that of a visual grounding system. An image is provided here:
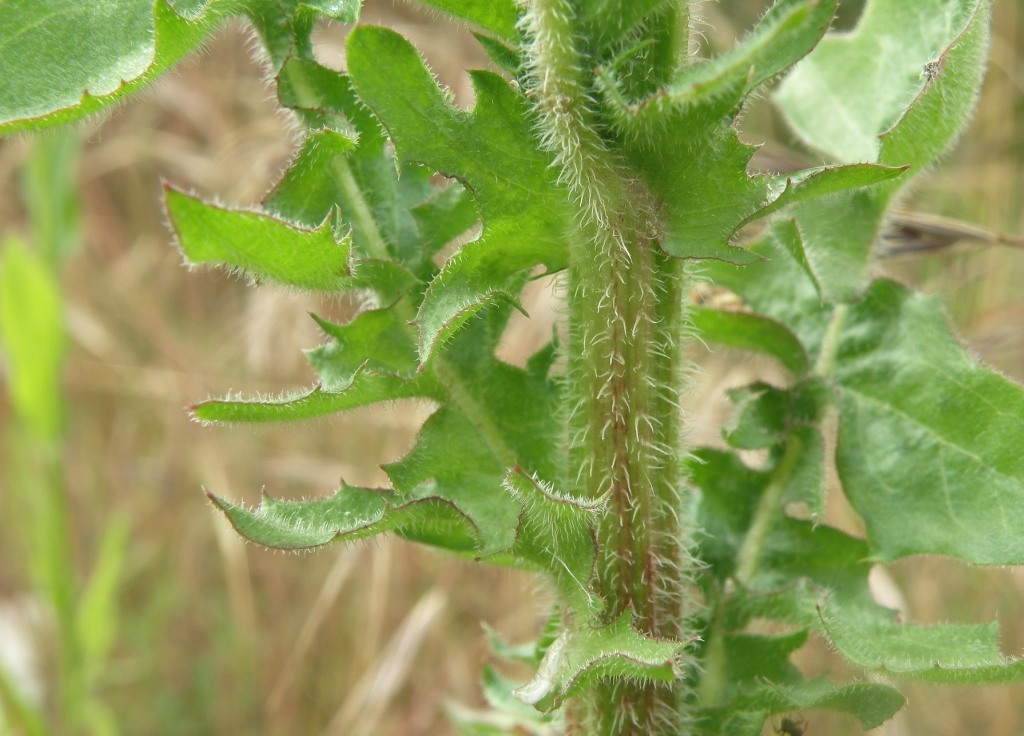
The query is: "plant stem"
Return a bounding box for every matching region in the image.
[526,1,695,733]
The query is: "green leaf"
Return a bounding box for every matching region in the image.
[77,517,129,675]
[776,0,987,165]
[410,184,481,259]
[208,483,478,553]
[385,406,524,556]
[0,0,228,134]
[703,679,905,731]
[748,163,908,226]
[723,379,831,451]
[692,308,809,376]
[307,309,420,389]
[383,312,562,557]
[346,26,570,361]
[577,0,675,58]
[513,612,683,712]
[774,0,990,299]
[820,602,1024,684]
[503,468,600,605]
[834,279,1024,564]
[0,237,65,440]
[703,224,829,361]
[270,57,458,282]
[605,0,901,268]
[607,0,837,134]
[191,371,437,424]
[696,631,897,732]
[717,384,827,520]
[691,448,874,612]
[244,0,360,70]
[409,0,519,42]
[261,129,358,226]
[473,33,522,76]
[165,187,353,292]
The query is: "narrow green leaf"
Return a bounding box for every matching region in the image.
[191,374,436,424]
[208,484,478,552]
[691,308,808,376]
[77,517,129,672]
[346,26,570,361]
[165,187,352,292]
[820,602,1024,684]
[0,237,65,440]
[513,613,683,712]
[834,279,1024,564]
[746,163,908,226]
[472,33,522,76]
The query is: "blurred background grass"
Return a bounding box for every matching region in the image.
[0,1,1021,734]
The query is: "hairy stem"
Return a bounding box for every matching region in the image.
[525,1,695,733]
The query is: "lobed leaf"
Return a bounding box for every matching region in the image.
[165,187,353,292]
[701,679,905,732]
[307,309,421,389]
[776,0,986,164]
[503,468,600,606]
[0,0,363,134]
[384,310,562,558]
[691,448,876,613]
[346,26,571,361]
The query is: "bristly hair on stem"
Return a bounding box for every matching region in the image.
[521,1,701,733]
